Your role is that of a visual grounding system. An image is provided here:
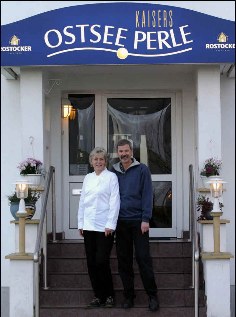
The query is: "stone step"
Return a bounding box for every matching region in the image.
[39,288,206,307]
[40,306,207,317]
[47,271,195,289]
[41,239,206,316]
[47,256,192,273]
[47,240,192,258]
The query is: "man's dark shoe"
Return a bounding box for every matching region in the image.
[86,297,103,308]
[122,298,134,309]
[104,296,115,308]
[148,295,159,312]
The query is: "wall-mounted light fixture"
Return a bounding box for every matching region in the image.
[62,98,72,118]
[62,98,76,120]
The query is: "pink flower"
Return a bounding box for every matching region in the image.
[200,157,222,177]
[17,158,43,175]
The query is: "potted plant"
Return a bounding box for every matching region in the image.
[197,195,213,220]
[200,157,222,177]
[8,188,41,220]
[17,157,44,187]
[200,157,222,188]
[197,194,224,220]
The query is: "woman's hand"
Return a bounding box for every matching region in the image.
[79,229,84,237]
[105,228,113,236]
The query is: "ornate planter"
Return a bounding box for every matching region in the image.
[10,202,36,220]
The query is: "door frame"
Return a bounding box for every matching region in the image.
[62,90,183,239]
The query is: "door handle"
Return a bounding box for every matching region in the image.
[72,189,82,196]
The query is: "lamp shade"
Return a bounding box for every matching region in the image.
[206,177,226,198]
[14,180,29,199]
[62,98,72,118]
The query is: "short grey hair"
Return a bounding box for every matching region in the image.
[89,147,108,164]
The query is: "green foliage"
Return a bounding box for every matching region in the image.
[196,195,213,212]
[7,188,41,204]
[197,194,224,220]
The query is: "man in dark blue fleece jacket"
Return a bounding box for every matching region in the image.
[112,139,159,312]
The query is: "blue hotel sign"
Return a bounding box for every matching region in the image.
[1,2,235,66]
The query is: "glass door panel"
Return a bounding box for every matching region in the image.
[151,181,172,228]
[68,94,95,175]
[106,97,176,237]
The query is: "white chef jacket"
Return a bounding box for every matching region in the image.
[78,168,120,232]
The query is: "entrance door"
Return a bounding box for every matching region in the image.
[62,93,181,239]
[105,94,178,238]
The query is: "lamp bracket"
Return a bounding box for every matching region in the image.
[45,79,62,95]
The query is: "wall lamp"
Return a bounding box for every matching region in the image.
[62,98,72,118]
[62,98,76,120]
[13,180,31,255]
[207,177,226,212]
[14,180,30,214]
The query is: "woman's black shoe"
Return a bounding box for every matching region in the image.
[148,295,159,311]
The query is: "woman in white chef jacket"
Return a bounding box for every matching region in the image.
[78,147,120,309]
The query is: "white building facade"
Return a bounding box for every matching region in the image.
[1,1,235,316]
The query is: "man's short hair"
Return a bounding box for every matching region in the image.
[116,139,133,150]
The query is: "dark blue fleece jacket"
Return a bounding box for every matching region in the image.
[112,159,153,222]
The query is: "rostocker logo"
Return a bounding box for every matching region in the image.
[217,32,228,43]
[206,32,235,50]
[1,35,32,53]
[10,35,20,45]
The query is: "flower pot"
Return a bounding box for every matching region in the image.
[25,203,36,220]
[22,174,42,188]
[203,211,213,220]
[208,175,221,180]
[10,202,20,220]
[10,202,36,220]
[201,175,221,188]
[200,176,209,188]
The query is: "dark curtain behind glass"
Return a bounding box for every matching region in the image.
[107,98,171,174]
[68,94,95,175]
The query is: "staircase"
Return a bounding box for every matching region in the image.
[39,239,207,317]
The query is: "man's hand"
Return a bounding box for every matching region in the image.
[79,229,83,237]
[141,221,149,234]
